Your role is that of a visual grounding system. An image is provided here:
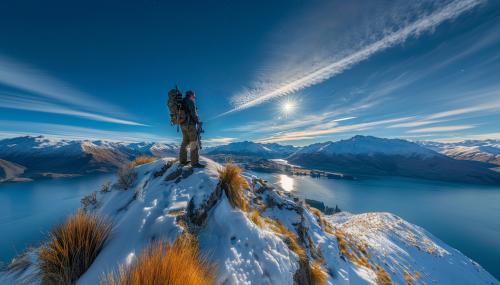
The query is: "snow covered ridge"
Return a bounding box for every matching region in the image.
[420,140,500,169]
[1,158,498,285]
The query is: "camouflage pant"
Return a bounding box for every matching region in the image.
[179,124,199,165]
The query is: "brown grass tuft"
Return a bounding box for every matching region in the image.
[39,210,111,285]
[132,156,158,167]
[310,261,328,285]
[249,209,264,227]
[404,271,414,285]
[334,229,371,268]
[218,163,249,211]
[265,218,306,261]
[375,265,393,285]
[102,233,215,285]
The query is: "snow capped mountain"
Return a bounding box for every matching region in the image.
[288,136,500,184]
[205,141,298,158]
[0,136,178,182]
[295,135,437,157]
[420,140,500,170]
[2,158,497,284]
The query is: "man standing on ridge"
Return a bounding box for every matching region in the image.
[179,90,204,168]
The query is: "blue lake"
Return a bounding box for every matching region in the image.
[0,172,499,280]
[0,174,113,266]
[251,171,500,280]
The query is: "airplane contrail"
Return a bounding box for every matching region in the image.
[216,0,483,118]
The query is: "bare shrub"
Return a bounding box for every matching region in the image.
[100,181,111,193]
[39,211,111,285]
[117,164,137,190]
[217,163,249,211]
[102,233,215,285]
[81,191,97,209]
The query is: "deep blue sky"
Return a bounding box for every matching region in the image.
[0,0,499,145]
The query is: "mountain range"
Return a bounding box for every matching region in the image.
[2,135,500,185]
[420,140,500,171]
[0,136,177,182]
[287,136,500,185]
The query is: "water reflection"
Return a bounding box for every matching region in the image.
[279,174,294,192]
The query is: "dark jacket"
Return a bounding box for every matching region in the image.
[182,97,200,126]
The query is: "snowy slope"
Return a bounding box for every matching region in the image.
[1,157,498,285]
[0,158,28,182]
[421,140,500,169]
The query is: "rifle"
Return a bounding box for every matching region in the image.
[196,122,204,150]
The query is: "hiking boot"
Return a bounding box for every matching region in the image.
[179,160,191,166]
[191,163,206,168]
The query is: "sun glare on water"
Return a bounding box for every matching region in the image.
[279,174,294,192]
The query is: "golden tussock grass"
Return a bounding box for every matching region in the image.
[334,229,371,268]
[249,209,264,227]
[132,156,158,167]
[404,271,414,285]
[218,163,249,211]
[308,206,335,235]
[310,261,328,285]
[39,210,111,285]
[265,218,306,261]
[102,233,215,285]
[375,265,393,285]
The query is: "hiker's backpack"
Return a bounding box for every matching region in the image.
[167,88,186,125]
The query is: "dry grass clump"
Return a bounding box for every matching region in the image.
[307,206,335,234]
[375,265,393,285]
[265,218,306,261]
[404,271,414,285]
[310,261,328,285]
[117,164,138,190]
[39,211,111,285]
[249,209,264,227]
[102,233,215,285]
[132,156,158,167]
[335,229,371,268]
[218,163,249,211]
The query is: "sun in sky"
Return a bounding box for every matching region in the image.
[280,98,297,118]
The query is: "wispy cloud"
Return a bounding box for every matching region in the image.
[408,125,475,133]
[0,55,146,126]
[259,117,412,143]
[204,137,237,146]
[432,132,500,142]
[0,120,171,142]
[218,0,483,116]
[0,93,147,126]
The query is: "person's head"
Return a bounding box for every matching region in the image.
[186,90,196,101]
